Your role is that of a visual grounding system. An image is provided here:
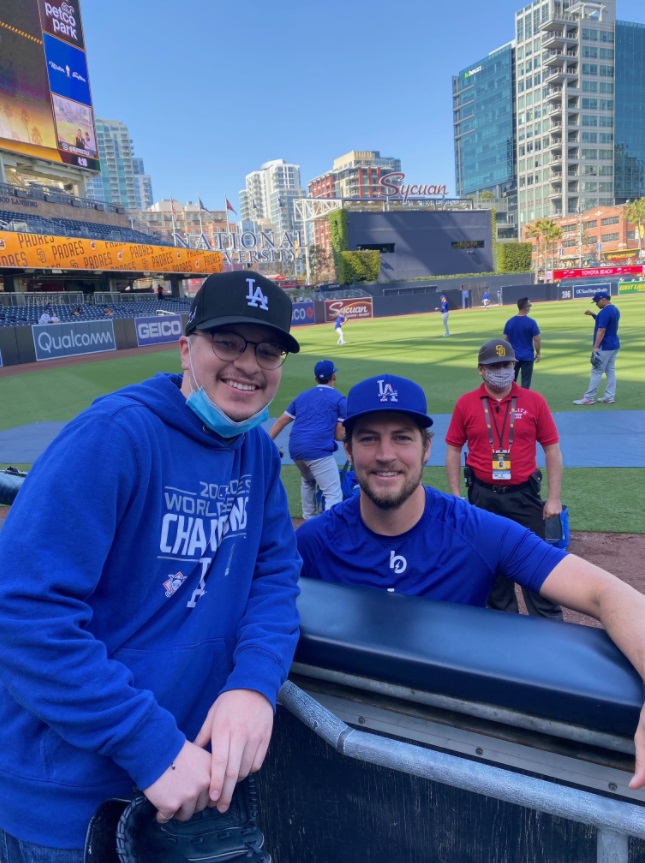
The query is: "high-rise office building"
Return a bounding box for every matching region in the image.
[307,150,403,257]
[239,158,305,234]
[453,0,645,235]
[309,150,401,200]
[132,157,154,211]
[453,46,518,239]
[614,20,645,201]
[85,118,145,211]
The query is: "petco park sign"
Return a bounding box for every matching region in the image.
[379,172,448,202]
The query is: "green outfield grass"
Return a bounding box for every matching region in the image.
[1,294,643,532]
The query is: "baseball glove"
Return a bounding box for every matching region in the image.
[590,350,603,369]
[115,774,270,863]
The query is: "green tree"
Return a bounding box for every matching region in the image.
[624,198,645,254]
[497,242,532,273]
[307,244,333,283]
[340,250,380,283]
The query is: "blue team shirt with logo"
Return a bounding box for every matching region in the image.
[595,303,620,350]
[503,315,540,361]
[285,386,347,460]
[297,487,566,605]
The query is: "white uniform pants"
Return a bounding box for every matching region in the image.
[294,455,343,519]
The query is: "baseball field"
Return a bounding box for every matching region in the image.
[1,293,643,534]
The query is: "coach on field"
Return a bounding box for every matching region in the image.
[296,371,645,792]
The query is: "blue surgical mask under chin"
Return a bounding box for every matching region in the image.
[184,340,269,437]
[186,387,269,437]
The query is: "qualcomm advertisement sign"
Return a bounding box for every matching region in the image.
[290,302,315,327]
[33,320,116,361]
[136,315,183,346]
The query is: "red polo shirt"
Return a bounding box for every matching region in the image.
[445,382,560,485]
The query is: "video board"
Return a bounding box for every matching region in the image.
[0,1,99,172]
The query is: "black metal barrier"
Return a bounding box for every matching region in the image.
[254,580,645,863]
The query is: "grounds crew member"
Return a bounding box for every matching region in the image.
[296,372,645,791]
[573,290,620,405]
[270,360,347,518]
[0,271,302,857]
[445,339,563,620]
[503,297,541,389]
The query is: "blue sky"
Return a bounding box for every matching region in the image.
[80,0,645,211]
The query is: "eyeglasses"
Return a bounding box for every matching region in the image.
[200,331,288,370]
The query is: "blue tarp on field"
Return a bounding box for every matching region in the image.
[1,412,644,468]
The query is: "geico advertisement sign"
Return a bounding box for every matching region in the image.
[324,298,373,322]
[33,320,116,361]
[136,315,182,346]
[290,302,315,326]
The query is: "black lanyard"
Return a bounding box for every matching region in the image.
[482,397,517,451]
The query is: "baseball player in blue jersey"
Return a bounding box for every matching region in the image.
[296,373,645,790]
[573,291,621,405]
[270,360,347,518]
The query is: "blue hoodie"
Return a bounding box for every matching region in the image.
[0,373,301,848]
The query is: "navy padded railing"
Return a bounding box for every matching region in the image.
[295,578,644,738]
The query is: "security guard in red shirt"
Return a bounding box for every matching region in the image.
[445,339,563,620]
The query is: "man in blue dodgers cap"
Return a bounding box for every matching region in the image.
[296,373,645,790]
[573,291,621,405]
[270,359,347,518]
[0,270,302,858]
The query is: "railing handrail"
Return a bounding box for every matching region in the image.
[278,680,645,854]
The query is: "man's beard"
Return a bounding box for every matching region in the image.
[357,461,424,510]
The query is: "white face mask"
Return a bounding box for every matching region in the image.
[483,367,515,392]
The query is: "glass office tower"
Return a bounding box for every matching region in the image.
[453,44,517,238]
[614,20,645,202]
[454,0,645,237]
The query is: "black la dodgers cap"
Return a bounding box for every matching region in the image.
[185,270,300,354]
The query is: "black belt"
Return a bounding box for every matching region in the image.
[472,476,531,494]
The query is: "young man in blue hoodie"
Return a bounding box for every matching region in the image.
[0,271,302,860]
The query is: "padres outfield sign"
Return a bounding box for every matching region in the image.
[0,231,223,275]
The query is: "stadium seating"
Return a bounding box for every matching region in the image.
[0,210,170,247]
[0,298,191,327]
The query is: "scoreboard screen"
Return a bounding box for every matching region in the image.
[0,0,99,172]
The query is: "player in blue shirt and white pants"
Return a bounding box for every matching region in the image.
[270,360,347,518]
[573,291,620,405]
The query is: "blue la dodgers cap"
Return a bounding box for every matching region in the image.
[591,291,610,303]
[314,360,337,380]
[344,374,433,429]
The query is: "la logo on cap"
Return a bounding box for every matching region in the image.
[246,278,269,311]
[377,379,398,402]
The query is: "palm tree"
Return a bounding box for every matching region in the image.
[525,221,543,278]
[525,218,562,278]
[624,198,645,256]
[541,220,563,271]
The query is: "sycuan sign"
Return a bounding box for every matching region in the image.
[379,172,448,201]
